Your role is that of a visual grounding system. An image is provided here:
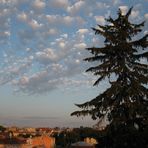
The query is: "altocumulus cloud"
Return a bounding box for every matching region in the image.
[0,0,147,95]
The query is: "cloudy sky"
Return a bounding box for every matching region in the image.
[0,0,147,127]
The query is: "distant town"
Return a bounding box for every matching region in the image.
[0,124,105,148]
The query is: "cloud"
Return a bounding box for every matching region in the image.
[46,15,73,25]
[61,33,68,38]
[63,16,74,25]
[0,3,89,94]
[0,59,32,85]
[49,0,69,9]
[0,0,147,95]
[16,70,53,94]
[96,2,110,9]
[144,13,148,20]
[94,16,105,25]
[18,29,36,44]
[46,14,85,26]
[119,6,128,15]
[0,4,11,44]
[16,73,59,94]
[5,0,30,6]
[131,10,140,19]
[36,48,57,64]
[112,0,121,5]
[67,1,85,15]
[18,12,43,29]
[28,19,43,29]
[74,43,87,49]
[18,76,29,86]
[0,0,11,4]
[32,0,46,10]
[17,12,28,22]
[59,41,66,48]
[77,29,89,34]
[12,42,89,94]
[47,28,58,35]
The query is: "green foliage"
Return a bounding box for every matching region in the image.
[71,7,148,147]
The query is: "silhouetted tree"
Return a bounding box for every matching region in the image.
[71,7,148,147]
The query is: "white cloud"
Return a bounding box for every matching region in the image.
[144,30,148,35]
[29,19,43,29]
[0,0,11,4]
[4,31,10,36]
[55,37,64,42]
[49,0,69,9]
[89,12,93,17]
[94,16,105,25]
[144,13,148,20]
[3,0,29,6]
[1,0,146,95]
[67,1,85,15]
[17,12,28,22]
[59,41,66,48]
[0,34,88,93]
[75,16,85,26]
[46,15,85,26]
[74,43,87,49]
[0,8,10,17]
[0,59,32,85]
[112,0,121,5]
[32,0,46,10]
[15,33,88,93]
[26,48,31,52]
[46,15,58,23]
[96,2,110,9]
[0,4,12,44]
[119,6,128,15]
[15,70,55,94]
[47,28,58,35]
[17,12,44,30]
[75,59,80,64]
[36,48,57,64]
[63,16,73,25]
[131,10,139,19]
[18,29,36,44]
[0,30,11,38]
[19,76,29,86]
[14,61,88,94]
[46,15,74,25]
[29,71,48,84]
[61,34,68,38]
[77,29,89,34]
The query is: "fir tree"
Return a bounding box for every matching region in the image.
[71,7,148,147]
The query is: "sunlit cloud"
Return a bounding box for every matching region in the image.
[94,15,105,25]
[119,5,128,15]
[32,0,46,10]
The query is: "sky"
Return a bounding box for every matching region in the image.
[0,0,147,128]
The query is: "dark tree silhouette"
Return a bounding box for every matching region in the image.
[71,7,148,147]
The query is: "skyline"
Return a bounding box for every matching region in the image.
[0,0,147,127]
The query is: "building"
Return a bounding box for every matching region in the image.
[84,137,98,145]
[27,135,55,148]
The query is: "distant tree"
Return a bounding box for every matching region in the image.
[54,127,100,147]
[0,125,6,132]
[71,7,148,147]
